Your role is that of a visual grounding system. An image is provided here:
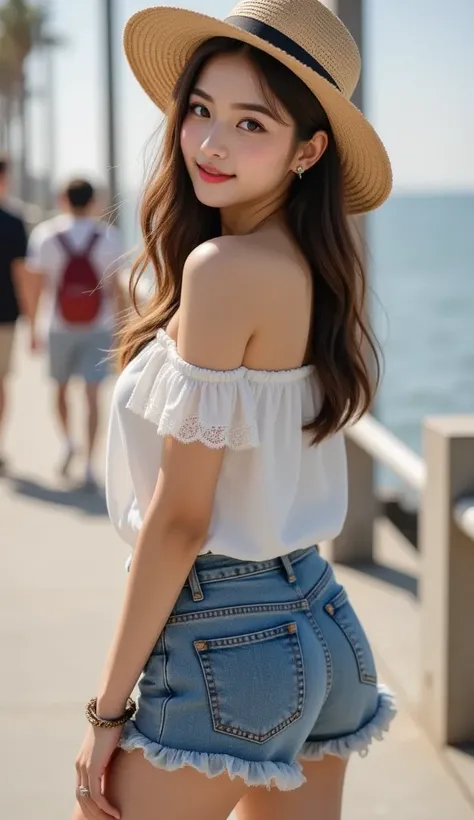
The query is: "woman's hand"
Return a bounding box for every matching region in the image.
[75,724,122,819]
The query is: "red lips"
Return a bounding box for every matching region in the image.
[197,163,235,184]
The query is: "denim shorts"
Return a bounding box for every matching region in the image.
[120,546,396,791]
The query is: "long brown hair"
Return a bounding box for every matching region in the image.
[119,37,380,443]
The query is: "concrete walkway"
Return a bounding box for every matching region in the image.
[1,332,473,819]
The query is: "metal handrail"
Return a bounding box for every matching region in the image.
[454,497,474,541]
[347,414,426,492]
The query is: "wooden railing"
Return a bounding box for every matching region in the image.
[327,414,474,749]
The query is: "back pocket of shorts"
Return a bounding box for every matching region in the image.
[324,590,377,686]
[194,622,305,744]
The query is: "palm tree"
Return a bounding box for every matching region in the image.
[0,0,58,200]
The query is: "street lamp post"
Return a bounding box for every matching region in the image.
[44,1,56,210]
[322,0,364,111]
[334,0,364,111]
[104,0,118,222]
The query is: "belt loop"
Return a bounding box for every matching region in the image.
[188,563,204,601]
[281,554,296,584]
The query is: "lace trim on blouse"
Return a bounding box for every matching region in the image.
[125,330,314,451]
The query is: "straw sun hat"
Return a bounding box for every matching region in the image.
[124,0,392,214]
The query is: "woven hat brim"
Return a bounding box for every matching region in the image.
[124,6,392,214]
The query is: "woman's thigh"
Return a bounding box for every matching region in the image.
[73,748,247,820]
[72,754,346,820]
[235,757,348,820]
[107,749,246,820]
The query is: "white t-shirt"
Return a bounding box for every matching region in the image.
[27,214,123,338]
[106,329,348,559]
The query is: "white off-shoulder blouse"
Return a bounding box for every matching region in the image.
[105,330,348,560]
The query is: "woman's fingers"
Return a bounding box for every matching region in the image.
[89,773,120,820]
[75,763,92,816]
[77,790,113,820]
[74,728,122,820]
[76,767,107,820]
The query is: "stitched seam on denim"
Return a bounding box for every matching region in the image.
[185,563,282,586]
[195,647,222,736]
[185,547,315,586]
[189,564,205,600]
[168,599,309,625]
[158,629,173,743]
[331,611,377,685]
[195,626,304,744]
[330,588,348,609]
[203,622,296,648]
[291,546,316,564]
[292,630,305,729]
[304,609,333,704]
[306,564,333,604]
[290,576,332,704]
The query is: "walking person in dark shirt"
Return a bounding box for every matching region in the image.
[0,156,28,471]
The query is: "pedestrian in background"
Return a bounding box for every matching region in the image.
[25,178,126,487]
[0,155,28,473]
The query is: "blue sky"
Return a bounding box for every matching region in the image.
[28,0,474,195]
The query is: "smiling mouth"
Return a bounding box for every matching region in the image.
[196,163,235,183]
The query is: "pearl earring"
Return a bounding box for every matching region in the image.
[296,166,304,180]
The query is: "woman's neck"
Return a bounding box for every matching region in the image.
[220,189,288,236]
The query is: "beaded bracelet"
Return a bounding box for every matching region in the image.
[85,697,136,729]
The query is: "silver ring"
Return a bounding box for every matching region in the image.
[79,786,90,798]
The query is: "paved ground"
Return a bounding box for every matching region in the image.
[1,331,473,819]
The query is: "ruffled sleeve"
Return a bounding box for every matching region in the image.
[126,331,259,450]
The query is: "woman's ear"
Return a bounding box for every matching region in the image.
[292,130,329,175]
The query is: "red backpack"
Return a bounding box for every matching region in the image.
[56,230,102,324]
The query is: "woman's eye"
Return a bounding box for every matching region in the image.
[189,102,210,118]
[239,119,265,133]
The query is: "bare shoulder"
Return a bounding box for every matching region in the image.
[184,232,304,295]
[181,236,268,323]
[183,235,258,288]
[178,237,262,370]
[179,232,310,370]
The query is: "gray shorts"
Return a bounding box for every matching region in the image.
[48,329,112,384]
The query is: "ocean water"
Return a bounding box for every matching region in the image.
[123,192,474,467]
[369,193,474,460]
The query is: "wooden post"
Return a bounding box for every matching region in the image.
[420,416,474,745]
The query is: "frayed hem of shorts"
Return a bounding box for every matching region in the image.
[119,721,305,791]
[299,684,397,762]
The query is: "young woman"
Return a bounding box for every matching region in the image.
[74,2,396,818]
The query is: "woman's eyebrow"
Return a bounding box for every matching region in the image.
[192,87,280,121]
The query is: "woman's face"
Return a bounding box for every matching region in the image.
[180,51,299,211]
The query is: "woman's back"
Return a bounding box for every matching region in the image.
[166,222,313,373]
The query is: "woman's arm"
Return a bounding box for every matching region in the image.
[97,437,224,716]
[96,239,258,717]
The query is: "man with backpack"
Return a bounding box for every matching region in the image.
[26,179,126,487]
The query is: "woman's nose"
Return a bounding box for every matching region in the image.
[200,125,228,160]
